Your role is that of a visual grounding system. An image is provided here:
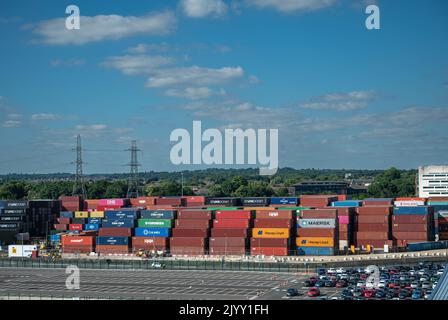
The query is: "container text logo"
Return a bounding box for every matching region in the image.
[65,265,80,290]
[170,121,278,175]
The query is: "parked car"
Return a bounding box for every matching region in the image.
[307,287,320,297]
[286,288,299,297]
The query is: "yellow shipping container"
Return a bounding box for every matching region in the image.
[296,237,334,247]
[252,228,290,239]
[89,211,104,218]
[74,211,89,218]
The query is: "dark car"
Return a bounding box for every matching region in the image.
[303,280,313,287]
[315,281,325,287]
[375,290,386,299]
[286,288,299,297]
[324,280,335,287]
[399,290,410,299]
[336,280,347,288]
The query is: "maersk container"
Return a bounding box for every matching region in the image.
[96,236,129,246]
[393,207,432,215]
[332,201,362,207]
[60,211,74,218]
[134,227,171,237]
[140,210,176,219]
[297,247,335,256]
[105,211,138,219]
[270,197,298,205]
[88,218,102,224]
[102,219,135,228]
[84,224,99,231]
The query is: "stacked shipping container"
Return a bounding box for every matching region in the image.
[392,206,435,247]
[355,206,393,249]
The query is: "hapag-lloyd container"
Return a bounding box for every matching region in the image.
[255,210,293,219]
[98,227,132,237]
[96,236,129,246]
[250,238,289,247]
[270,197,298,205]
[213,219,250,229]
[253,219,291,228]
[296,237,334,247]
[252,228,289,238]
[209,237,247,247]
[138,219,172,228]
[300,209,337,219]
[140,210,176,219]
[99,199,126,206]
[215,210,253,219]
[175,219,210,229]
[210,228,249,238]
[134,227,171,237]
[177,211,212,220]
[102,219,135,228]
[250,247,288,256]
[172,228,209,237]
[297,219,336,229]
[297,228,335,237]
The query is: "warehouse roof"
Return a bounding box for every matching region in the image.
[430,264,448,300]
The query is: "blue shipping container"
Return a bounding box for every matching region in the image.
[270,197,298,205]
[49,234,61,242]
[60,211,74,218]
[332,201,362,207]
[393,206,432,215]
[433,205,448,213]
[407,241,448,252]
[84,224,99,231]
[96,236,129,245]
[134,227,171,237]
[140,210,176,219]
[105,211,138,219]
[0,201,6,209]
[297,247,335,256]
[88,218,102,224]
[102,219,135,228]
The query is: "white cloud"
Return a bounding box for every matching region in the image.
[245,0,337,13]
[145,65,244,88]
[181,0,228,18]
[127,43,173,54]
[102,55,174,75]
[75,124,108,131]
[300,90,376,111]
[7,113,22,119]
[31,113,62,121]
[50,59,85,66]
[164,87,226,99]
[2,120,21,128]
[31,11,176,45]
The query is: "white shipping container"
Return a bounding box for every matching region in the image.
[394,201,426,207]
[339,240,348,250]
[8,245,38,258]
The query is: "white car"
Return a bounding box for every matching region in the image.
[357,281,366,287]
[433,282,438,289]
[378,280,387,288]
[437,270,444,275]
[421,282,431,289]
[424,290,432,299]
[336,267,345,274]
[327,268,336,274]
[410,282,419,289]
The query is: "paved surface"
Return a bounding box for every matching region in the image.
[0,267,325,300]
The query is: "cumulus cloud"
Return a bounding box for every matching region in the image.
[31,113,62,121]
[127,43,173,54]
[30,11,176,45]
[2,120,21,128]
[145,65,244,88]
[164,87,226,99]
[245,0,337,13]
[300,90,376,111]
[180,0,228,18]
[102,55,174,75]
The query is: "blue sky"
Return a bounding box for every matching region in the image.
[0,0,447,174]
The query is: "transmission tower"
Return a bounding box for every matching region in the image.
[126,140,141,198]
[72,134,87,199]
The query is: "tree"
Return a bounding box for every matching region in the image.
[0,181,27,200]
[368,167,416,198]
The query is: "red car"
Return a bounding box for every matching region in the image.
[307,287,321,297]
[364,289,376,298]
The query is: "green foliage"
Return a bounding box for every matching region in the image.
[145,181,193,196]
[0,181,27,200]
[368,167,416,198]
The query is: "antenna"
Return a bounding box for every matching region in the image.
[126,140,141,198]
[72,134,87,199]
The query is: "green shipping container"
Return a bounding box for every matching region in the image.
[428,202,448,206]
[138,219,172,228]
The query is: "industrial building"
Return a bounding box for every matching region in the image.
[418,166,448,198]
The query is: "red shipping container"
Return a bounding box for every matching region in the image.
[209,247,246,255]
[172,228,209,237]
[62,246,93,254]
[98,228,132,237]
[54,224,68,231]
[393,232,429,240]
[213,219,250,229]
[175,219,210,229]
[62,236,95,246]
[355,231,389,240]
[332,207,355,215]
[297,228,336,238]
[392,215,428,224]
[177,211,212,220]
[253,219,291,228]
[146,205,177,210]
[251,247,288,256]
[392,224,428,232]
[356,215,390,224]
[250,238,289,247]
[300,195,338,207]
[255,210,293,219]
[170,237,207,247]
[211,228,249,238]
[215,210,252,219]
[57,218,71,224]
[300,209,337,219]
[183,196,206,204]
[170,247,206,255]
[130,197,157,207]
[357,206,392,215]
[339,224,349,232]
[356,224,389,232]
[69,224,83,231]
[157,197,185,206]
[96,206,122,211]
[96,245,129,254]
[209,237,247,247]
[363,201,393,206]
[131,237,168,250]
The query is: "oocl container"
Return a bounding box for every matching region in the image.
[252,228,289,238]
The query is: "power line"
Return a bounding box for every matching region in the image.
[126,140,141,198]
[72,134,87,199]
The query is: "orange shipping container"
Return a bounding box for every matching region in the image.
[296,237,334,247]
[252,228,290,238]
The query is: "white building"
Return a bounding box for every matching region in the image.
[418,165,448,198]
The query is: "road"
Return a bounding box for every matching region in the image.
[0,267,333,300]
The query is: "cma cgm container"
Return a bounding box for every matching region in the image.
[270,197,298,206]
[134,227,171,237]
[140,210,176,219]
[102,219,135,228]
[138,219,172,228]
[61,236,95,253]
[252,228,289,238]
